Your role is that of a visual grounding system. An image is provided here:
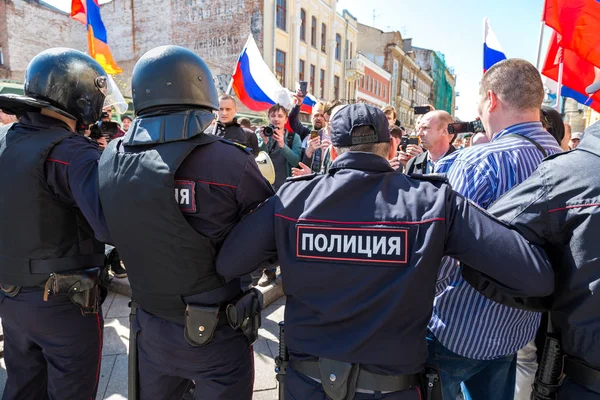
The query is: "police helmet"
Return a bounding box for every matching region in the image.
[131,45,218,116]
[0,48,109,127]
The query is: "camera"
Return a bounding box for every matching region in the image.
[447,120,485,135]
[89,120,120,142]
[400,135,421,152]
[263,124,276,137]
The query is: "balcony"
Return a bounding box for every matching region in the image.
[345,58,365,80]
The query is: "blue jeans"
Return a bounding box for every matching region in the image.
[426,330,517,400]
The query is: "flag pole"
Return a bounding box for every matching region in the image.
[556,53,564,113]
[535,22,545,69]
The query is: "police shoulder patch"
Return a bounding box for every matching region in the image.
[286,173,318,182]
[220,138,252,154]
[174,180,196,213]
[409,173,449,185]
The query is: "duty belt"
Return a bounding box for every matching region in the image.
[291,359,420,394]
[564,357,600,394]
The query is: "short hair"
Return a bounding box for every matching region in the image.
[334,126,390,158]
[389,125,403,140]
[382,106,397,120]
[238,117,252,128]
[218,94,237,106]
[268,103,288,118]
[479,59,544,111]
[312,101,326,115]
[540,106,565,144]
[324,100,342,116]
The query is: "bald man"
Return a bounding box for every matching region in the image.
[405,110,456,174]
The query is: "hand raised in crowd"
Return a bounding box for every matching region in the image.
[293,89,306,105]
[273,127,286,148]
[397,151,411,167]
[291,162,312,177]
[259,128,270,143]
[388,157,401,170]
[406,144,423,158]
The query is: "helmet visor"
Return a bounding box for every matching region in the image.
[102,75,128,115]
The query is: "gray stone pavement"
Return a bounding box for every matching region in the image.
[0,289,285,399]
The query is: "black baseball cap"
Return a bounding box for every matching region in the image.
[329,103,390,147]
[121,114,133,122]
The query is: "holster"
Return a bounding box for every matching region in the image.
[226,288,263,345]
[184,304,221,347]
[421,367,443,400]
[317,358,360,400]
[43,267,101,315]
[0,285,21,297]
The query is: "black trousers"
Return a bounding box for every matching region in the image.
[0,287,103,400]
[135,307,254,400]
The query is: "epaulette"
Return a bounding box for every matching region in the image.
[409,173,450,185]
[286,173,318,182]
[219,138,252,154]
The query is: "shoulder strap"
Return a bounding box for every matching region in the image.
[286,131,295,149]
[503,133,548,157]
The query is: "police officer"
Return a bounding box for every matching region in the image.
[0,48,112,399]
[215,103,555,400]
[462,117,600,400]
[98,45,274,399]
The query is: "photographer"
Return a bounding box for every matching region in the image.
[257,104,302,191]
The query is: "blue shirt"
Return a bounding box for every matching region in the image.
[430,122,562,360]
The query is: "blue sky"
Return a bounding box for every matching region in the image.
[45,0,548,119]
[338,0,549,119]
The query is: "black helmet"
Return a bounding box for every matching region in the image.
[0,48,108,126]
[131,45,218,116]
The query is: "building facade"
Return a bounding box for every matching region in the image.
[357,23,434,129]
[1,0,359,115]
[414,46,456,116]
[354,53,391,108]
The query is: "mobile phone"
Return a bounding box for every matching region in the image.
[413,106,430,115]
[299,81,308,96]
[309,130,319,140]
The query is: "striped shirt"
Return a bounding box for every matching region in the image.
[430,122,562,360]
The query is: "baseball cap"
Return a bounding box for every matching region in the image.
[329,103,390,147]
[121,114,133,122]
[571,131,583,140]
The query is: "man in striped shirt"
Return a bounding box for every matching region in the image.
[429,59,562,400]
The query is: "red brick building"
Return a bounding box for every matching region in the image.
[355,53,391,109]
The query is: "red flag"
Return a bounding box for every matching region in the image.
[542,31,600,112]
[543,0,600,68]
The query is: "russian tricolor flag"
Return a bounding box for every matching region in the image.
[483,18,507,73]
[232,35,293,111]
[300,94,317,114]
[71,0,122,74]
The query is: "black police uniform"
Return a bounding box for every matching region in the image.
[215,104,554,400]
[98,45,274,400]
[463,120,600,400]
[0,48,110,400]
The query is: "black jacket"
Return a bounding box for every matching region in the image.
[216,152,553,375]
[463,120,600,371]
[404,145,456,175]
[214,118,259,155]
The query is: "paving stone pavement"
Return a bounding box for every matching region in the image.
[0,293,286,399]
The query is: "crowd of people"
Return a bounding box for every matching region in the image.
[0,44,599,400]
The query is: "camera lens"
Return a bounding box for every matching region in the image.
[263,126,274,137]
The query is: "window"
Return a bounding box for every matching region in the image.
[0,46,3,65]
[335,34,342,61]
[321,23,327,53]
[384,85,387,99]
[300,9,306,41]
[350,42,353,59]
[334,76,340,100]
[311,17,317,47]
[276,49,286,86]
[320,69,325,98]
[310,64,316,94]
[345,39,349,59]
[299,59,305,82]
[276,0,287,30]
